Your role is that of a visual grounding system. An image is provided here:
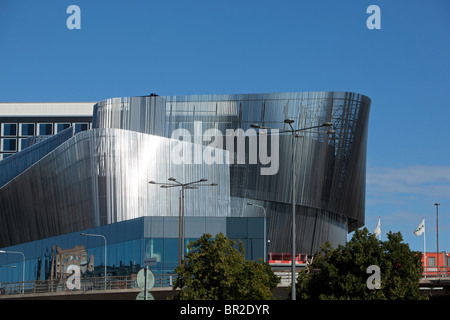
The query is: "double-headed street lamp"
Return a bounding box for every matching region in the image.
[0,250,25,294]
[149,178,218,263]
[250,118,334,300]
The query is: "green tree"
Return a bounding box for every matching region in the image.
[172,233,279,300]
[296,228,426,300]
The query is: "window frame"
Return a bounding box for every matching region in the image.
[19,123,35,136]
[38,123,53,136]
[2,123,18,137]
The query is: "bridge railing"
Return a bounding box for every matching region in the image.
[423,266,449,278]
[0,274,177,296]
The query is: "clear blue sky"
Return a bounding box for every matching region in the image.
[1,0,449,253]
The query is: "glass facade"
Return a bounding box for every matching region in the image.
[0,119,91,159]
[0,217,264,283]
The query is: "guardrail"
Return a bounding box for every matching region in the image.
[0,274,177,296]
[423,266,449,278]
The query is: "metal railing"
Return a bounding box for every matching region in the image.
[0,274,177,296]
[274,272,299,287]
[423,266,449,278]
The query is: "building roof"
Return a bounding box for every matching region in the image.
[0,102,95,117]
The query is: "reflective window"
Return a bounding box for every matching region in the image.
[2,123,17,136]
[428,257,435,267]
[74,123,89,133]
[56,123,71,133]
[20,123,35,136]
[163,238,178,271]
[2,139,17,151]
[38,123,53,135]
[19,138,28,151]
[0,218,243,283]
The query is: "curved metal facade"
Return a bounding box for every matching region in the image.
[0,91,370,256]
[0,128,230,248]
[92,91,371,255]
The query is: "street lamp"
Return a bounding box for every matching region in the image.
[80,233,107,288]
[150,178,218,262]
[434,203,440,276]
[247,203,267,263]
[250,118,334,300]
[0,250,25,294]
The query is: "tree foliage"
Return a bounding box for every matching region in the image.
[297,228,426,300]
[172,233,279,300]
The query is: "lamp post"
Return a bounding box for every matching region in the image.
[150,178,218,263]
[434,203,440,276]
[247,203,267,263]
[250,119,334,300]
[80,233,107,288]
[0,250,25,294]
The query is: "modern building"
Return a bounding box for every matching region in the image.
[0,102,94,160]
[0,91,371,284]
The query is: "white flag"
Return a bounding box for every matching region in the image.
[414,219,425,236]
[374,217,381,236]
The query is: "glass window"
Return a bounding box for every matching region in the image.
[19,138,28,151]
[144,238,162,264]
[109,243,117,268]
[132,239,142,266]
[74,123,89,133]
[20,123,35,136]
[56,123,71,133]
[123,240,135,267]
[2,123,17,136]
[163,238,178,271]
[428,257,435,267]
[38,123,53,135]
[116,241,125,267]
[2,139,17,151]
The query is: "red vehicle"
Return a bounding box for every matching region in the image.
[268,252,308,265]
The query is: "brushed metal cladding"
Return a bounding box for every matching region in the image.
[92,96,167,137]
[91,92,371,255]
[0,128,230,248]
[0,91,370,255]
[0,127,75,188]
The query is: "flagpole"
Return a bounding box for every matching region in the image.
[423,218,426,277]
